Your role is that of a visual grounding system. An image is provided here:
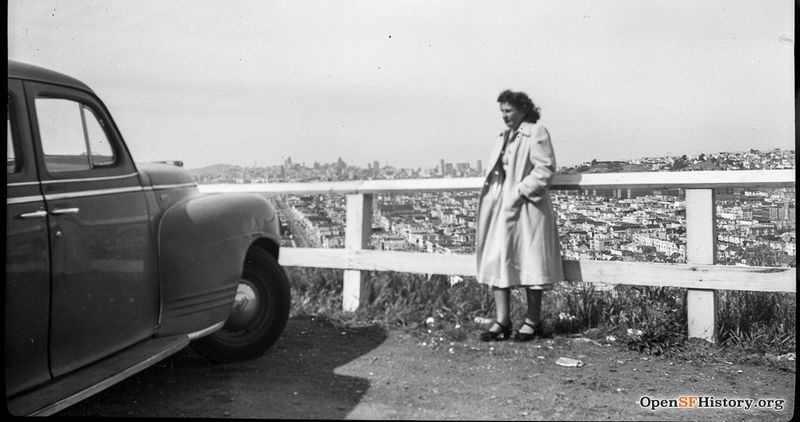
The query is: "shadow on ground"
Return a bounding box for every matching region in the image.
[57,315,388,418]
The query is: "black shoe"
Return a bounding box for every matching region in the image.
[513,320,542,342]
[479,321,512,342]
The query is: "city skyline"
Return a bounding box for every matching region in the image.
[192,147,794,172]
[191,147,794,188]
[8,0,794,169]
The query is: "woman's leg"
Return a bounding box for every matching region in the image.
[519,289,543,334]
[490,287,511,332]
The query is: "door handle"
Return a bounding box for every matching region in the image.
[18,210,48,219]
[50,208,80,215]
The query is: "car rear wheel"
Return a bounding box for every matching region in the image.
[192,247,290,363]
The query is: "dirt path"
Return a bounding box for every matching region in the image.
[59,316,795,420]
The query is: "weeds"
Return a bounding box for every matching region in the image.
[717,290,796,354]
[284,267,796,360]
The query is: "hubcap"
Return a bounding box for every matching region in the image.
[227,281,259,329]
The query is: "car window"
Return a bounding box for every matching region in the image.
[7,95,20,174]
[82,106,114,166]
[36,97,115,173]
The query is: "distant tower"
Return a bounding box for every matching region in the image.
[373,160,380,171]
[336,157,346,176]
[476,160,482,174]
[440,159,446,175]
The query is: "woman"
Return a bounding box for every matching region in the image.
[475,89,564,342]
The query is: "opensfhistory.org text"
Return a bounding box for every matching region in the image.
[639,396,785,412]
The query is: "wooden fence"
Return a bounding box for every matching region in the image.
[199,169,796,343]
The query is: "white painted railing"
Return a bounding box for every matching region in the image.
[199,169,796,343]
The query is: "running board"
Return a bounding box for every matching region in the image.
[7,335,190,416]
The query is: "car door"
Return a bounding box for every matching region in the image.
[5,80,52,396]
[26,81,159,377]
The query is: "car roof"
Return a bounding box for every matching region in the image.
[8,60,93,92]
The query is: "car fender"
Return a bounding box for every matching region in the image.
[155,192,281,336]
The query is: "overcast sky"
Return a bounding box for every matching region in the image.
[8,0,795,170]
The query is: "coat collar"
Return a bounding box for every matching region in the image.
[498,121,535,138]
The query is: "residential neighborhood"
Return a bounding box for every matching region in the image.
[193,148,795,268]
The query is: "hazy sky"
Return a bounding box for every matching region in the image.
[8,0,795,170]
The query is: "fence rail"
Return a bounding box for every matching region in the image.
[275,248,795,292]
[199,169,796,343]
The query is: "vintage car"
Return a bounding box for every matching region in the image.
[6,60,291,416]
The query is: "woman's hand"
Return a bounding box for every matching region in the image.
[506,186,529,211]
[513,184,544,206]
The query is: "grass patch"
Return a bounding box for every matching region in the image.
[284,267,796,362]
[717,290,796,353]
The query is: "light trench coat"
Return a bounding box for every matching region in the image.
[476,122,564,289]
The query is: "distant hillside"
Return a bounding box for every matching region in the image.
[682,160,724,171]
[558,161,653,175]
[558,158,725,175]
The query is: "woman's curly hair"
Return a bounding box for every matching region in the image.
[497,89,540,123]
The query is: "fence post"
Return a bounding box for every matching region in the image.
[343,193,373,312]
[685,188,718,343]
